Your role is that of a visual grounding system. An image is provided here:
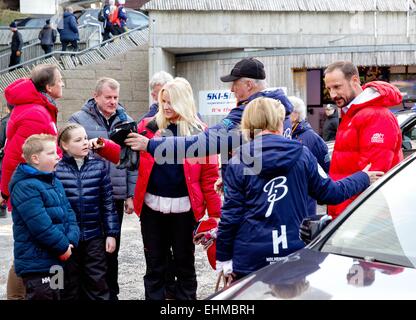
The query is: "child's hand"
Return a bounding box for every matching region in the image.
[106,237,116,253]
[59,244,74,261]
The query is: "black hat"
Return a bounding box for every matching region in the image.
[220,57,266,82]
[9,21,17,28]
[46,19,51,25]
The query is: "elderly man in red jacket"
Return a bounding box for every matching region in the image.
[324,61,403,219]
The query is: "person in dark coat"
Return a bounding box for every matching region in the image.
[58,7,79,52]
[9,21,23,69]
[322,104,339,141]
[38,19,57,55]
[215,97,384,280]
[56,123,119,300]
[289,96,330,216]
[10,134,80,300]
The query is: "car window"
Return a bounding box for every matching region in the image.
[321,158,416,268]
[402,118,416,157]
[127,12,148,28]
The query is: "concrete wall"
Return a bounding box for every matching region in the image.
[149,11,416,50]
[58,45,149,127]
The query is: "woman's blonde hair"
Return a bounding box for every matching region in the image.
[155,77,204,136]
[241,97,285,140]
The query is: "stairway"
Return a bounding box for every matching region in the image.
[0,27,149,92]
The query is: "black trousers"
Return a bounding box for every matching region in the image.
[62,237,110,300]
[41,44,53,55]
[106,199,124,300]
[22,273,61,300]
[61,40,78,52]
[9,51,21,69]
[141,204,197,300]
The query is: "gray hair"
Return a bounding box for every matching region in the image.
[149,71,174,90]
[288,96,307,121]
[240,77,268,90]
[64,6,73,13]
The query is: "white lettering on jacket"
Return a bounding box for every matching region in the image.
[371,133,384,144]
[263,177,288,218]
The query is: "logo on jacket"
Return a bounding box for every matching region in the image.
[371,133,384,144]
[263,177,288,218]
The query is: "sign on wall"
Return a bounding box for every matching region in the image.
[198,90,236,116]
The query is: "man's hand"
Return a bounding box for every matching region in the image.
[124,197,134,214]
[59,244,74,261]
[362,163,384,184]
[106,237,116,253]
[15,50,21,57]
[124,132,149,151]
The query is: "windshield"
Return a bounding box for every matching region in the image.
[396,112,415,126]
[321,157,416,268]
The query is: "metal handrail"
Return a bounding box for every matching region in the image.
[0,25,148,74]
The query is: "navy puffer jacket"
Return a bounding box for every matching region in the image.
[10,164,80,276]
[56,153,119,242]
[69,99,137,200]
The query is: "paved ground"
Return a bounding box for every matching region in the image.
[0,212,218,300]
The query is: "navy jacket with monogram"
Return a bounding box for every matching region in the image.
[216,134,370,275]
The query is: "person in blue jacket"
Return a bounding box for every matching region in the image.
[125,57,293,179]
[289,96,330,216]
[215,97,384,280]
[56,123,119,300]
[10,134,80,300]
[58,6,79,52]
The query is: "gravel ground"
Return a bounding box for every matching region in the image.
[0,212,218,300]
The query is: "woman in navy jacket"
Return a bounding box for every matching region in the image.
[216,97,383,280]
[56,123,119,300]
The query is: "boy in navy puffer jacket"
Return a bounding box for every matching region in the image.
[10,134,80,300]
[56,123,119,300]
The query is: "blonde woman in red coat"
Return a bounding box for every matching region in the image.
[97,77,221,300]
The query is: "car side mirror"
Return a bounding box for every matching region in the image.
[299,214,332,244]
[402,139,412,150]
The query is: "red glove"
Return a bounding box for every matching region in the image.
[193,218,218,270]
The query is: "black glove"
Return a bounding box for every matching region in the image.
[299,214,332,244]
[117,146,139,171]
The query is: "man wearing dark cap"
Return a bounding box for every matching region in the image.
[38,19,57,55]
[8,21,23,70]
[123,57,293,177]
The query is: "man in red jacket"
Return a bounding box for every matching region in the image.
[324,61,403,219]
[1,64,64,300]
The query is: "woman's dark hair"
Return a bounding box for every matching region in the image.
[30,64,59,93]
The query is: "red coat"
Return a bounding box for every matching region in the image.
[98,117,221,222]
[2,78,59,198]
[328,81,403,218]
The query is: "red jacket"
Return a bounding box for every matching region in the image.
[328,81,403,219]
[2,78,59,198]
[98,117,221,222]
